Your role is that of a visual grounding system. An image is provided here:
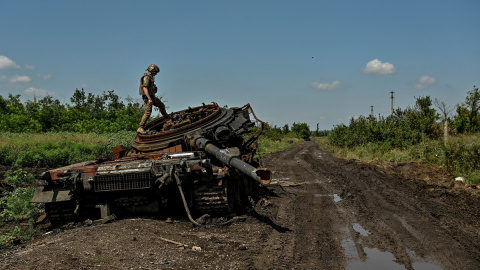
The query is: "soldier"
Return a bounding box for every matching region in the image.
[137,64,169,133]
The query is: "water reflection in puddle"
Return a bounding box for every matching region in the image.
[352,223,370,236]
[347,246,407,270]
[314,193,342,202]
[342,227,442,270]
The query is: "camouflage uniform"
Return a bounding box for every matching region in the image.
[138,72,168,131]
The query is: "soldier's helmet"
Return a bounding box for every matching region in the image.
[147,64,160,74]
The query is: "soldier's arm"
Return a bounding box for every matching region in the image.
[143,86,153,104]
[142,76,153,104]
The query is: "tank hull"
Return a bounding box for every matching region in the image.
[32,103,271,225]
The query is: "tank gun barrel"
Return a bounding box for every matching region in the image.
[193,136,271,185]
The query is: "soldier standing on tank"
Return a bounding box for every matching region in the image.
[137,64,169,133]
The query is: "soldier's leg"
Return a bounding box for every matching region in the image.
[153,97,169,117]
[138,99,153,133]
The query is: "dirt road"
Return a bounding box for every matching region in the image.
[1,141,479,269]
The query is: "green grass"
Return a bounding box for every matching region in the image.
[257,137,304,155]
[317,135,480,184]
[0,131,136,168]
[0,224,37,249]
[0,131,303,168]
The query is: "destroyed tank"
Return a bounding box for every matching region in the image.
[31,103,271,226]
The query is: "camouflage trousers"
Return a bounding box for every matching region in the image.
[138,95,168,128]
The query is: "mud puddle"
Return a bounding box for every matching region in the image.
[333,192,442,269]
[342,225,442,269]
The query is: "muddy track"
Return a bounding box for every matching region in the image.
[1,141,479,269]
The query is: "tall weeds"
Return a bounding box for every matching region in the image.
[318,135,480,184]
[0,131,135,168]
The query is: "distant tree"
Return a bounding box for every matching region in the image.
[0,95,6,112]
[7,94,23,112]
[291,122,311,140]
[434,98,453,145]
[454,86,480,133]
[314,123,320,137]
[70,88,87,109]
[105,90,124,110]
[272,125,282,134]
[25,99,40,116]
[37,95,64,131]
[412,95,439,136]
[125,96,143,113]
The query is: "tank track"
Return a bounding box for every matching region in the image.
[45,201,77,226]
[193,183,231,216]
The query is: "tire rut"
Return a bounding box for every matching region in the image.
[259,141,480,269]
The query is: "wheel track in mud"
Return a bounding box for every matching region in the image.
[308,147,480,270]
[254,142,346,269]
[256,141,480,269]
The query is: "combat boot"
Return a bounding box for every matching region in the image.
[138,114,149,133]
[160,106,170,118]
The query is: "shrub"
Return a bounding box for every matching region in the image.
[0,187,42,222]
[0,224,37,250]
[3,169,37,188]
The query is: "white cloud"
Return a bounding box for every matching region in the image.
[25,64,35,70]
[363,59,395,75]
[415,75,436,89]
[24,87,55,96]
[0,55,20,69]
[311,80,341,91]
[10,75,31,83]
[0,75,32,83]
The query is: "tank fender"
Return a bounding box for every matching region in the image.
[30,187,73,203]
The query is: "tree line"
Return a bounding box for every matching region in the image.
[0,88,321,139]
[0,89,144,133]
[329,86,480,150]
[260,122,330,141]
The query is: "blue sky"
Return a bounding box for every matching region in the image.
[1,0,479,130]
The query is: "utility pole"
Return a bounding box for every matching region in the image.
[370,106,374,117]
[390,91,395,115]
